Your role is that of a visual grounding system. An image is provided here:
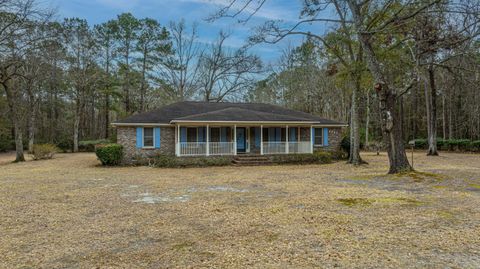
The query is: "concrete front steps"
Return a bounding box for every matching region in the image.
[232,155,273,166]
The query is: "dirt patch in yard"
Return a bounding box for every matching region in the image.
[0,151,479,268]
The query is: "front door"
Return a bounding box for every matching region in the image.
[237,127,246,153]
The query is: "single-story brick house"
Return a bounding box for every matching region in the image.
[112,101,346,162]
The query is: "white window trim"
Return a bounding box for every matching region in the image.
[314,127,323,146]
[142,127,155,149]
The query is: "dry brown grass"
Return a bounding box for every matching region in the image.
[1,151,479,268]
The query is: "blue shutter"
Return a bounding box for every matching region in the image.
[197,127,204,142]
[220,127,227,142]
[180,127,187,143]
[255,127,261,147]
[323,128,329,146]
[154,127,161,148]
[136,127,143,148]
[290,128,297,142]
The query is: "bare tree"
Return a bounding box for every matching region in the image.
[198,31,262,102]
[158,20,202,101]
[62,18,99,152]
[0,0,53,161]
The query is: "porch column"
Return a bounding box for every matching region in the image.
[286,125,289,154]
[233,125,237,155]
[206,124,210,156]
[310,126,314,153]
[260,125,263,155]
[176,124,181,156]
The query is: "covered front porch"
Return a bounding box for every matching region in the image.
[175,124,316,157]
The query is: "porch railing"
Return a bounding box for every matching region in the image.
[288,142,311,154]
[178,142,236,156]
[209,142,236,155]
[263,142,287,154]
[177,141,311,156]
[263,142,311,154]
[179,142,206,156]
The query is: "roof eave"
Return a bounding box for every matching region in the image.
[111,122,172,127]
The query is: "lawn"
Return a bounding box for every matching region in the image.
[0,152,479,268]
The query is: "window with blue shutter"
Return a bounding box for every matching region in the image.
[136,127,143,148]
[314,128,323,146]
[323,128,329,146]
[155,127,161,148]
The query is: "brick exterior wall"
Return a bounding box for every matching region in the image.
[117,126,175,163]
[117,125,344,163]
[314,127,343,152]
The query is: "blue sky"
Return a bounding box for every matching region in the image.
[48,0,314,64]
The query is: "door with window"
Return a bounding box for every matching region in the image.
[236,127,246,153]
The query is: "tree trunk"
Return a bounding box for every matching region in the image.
[348,78,363,165]
[448,86,453,139]
[442,92,446,140]
[73,111,80,153]
[28,107,35,153]
[73,93,82,153]
[348,0,411,173]
[2,81,25,162]
[140,51,147,112]
[365,91,370,150]
[104,92,110,139]
[427,64,438,156]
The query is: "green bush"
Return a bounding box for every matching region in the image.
[409,139,428,149]
[95,144,123,166]
[31,144,59,160]
[341,136,350,156]
[470,141,480,152]
[272,151,333,164]
[0,134,13,152]
[0,125,14,152]
[409,138,480,152]
[151,155,232,168]
[79,139,111,152]
[56,138,73,153]
[446,139,470,151]
[314,151,333,163]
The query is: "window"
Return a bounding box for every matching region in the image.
[143,128,154,147]
[314,128,323,146]
[210,127,220,142]
[186,127,197,142]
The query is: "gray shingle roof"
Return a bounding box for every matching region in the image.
[113,101,345,125]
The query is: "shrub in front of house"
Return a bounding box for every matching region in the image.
[31,144,59,160]
[95,144,123,166]
[79,139,111,152]
[150,155,233,168]
[272,152,333,164]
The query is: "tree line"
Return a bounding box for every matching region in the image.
[0,0,262,161]
[1,0,479,174]
[215,0,479,173]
